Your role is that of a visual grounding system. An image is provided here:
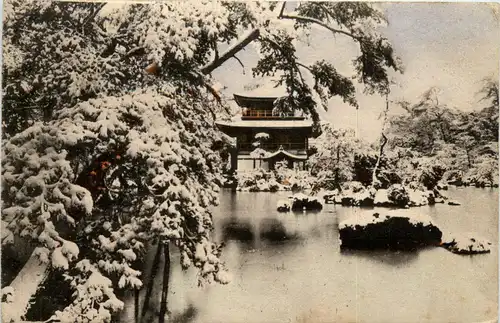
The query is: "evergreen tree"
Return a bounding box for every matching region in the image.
[1,1,401,321]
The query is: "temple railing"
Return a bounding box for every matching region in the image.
[241,109,304,120]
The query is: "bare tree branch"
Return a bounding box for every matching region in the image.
[279,2,287,17]
[233,55,245,72]
[297,62,313,73]
[201,29,260,75]
[278,12,361,41]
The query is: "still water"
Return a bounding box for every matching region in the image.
[166,187,498,323]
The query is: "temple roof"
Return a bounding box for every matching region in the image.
[262,150,307,161]
[235,82,287,98]
[233,82,287,107]
[233,94,277,107]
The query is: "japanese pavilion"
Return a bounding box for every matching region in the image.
[216,92,316,171]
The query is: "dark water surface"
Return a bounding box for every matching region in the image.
[166,187,498,323]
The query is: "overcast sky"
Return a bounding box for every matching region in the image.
[213,2,500,141]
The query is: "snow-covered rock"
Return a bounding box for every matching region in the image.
[276,199,291,212]
[268,178,281,192]
[291,193,323,211]
[441,233,492,254]
[322,189,339,204]
[373,189,391,207]
[327,186,439,209]
[339,211,442,250]
[447,200,461,206]
[256,179,270,192]
[407,189,428,207]
[337,189,375,207]
[353,189,374,206]
[436,182,448,190]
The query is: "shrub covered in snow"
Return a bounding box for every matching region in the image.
[463,158,499,187]
[308,126,375,190]
[386,184,410,207]
[341,181,365,193]
[441,233,492,254]
[339,212,442,250]
[235,169,314,192]
[324,183,445,209]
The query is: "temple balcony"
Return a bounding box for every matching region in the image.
[241,109,305,121]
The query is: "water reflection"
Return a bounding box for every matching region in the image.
[220,216,304,248]
[170,188,498,323]
[258,218,301,242]
[169,304,198,323]
[221,218,254,242]
[340,248,421,267]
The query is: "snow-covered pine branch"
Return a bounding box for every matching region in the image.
[2,1,402,320]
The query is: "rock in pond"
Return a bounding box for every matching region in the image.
[276,199,291,212]
[407,190,429,207]
[441,233,492,254]
[436,182,449,190]
[291,193,323,211]
[322,189,339,204]
[339,212,442,250]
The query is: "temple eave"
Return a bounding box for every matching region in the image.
[262,150,308,161]
[215,120,313,129]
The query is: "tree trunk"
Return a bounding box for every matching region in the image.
[372,134,388,186]
[372,93,390,187]
[134,289,140,323]
[158,242,171,323]
[141,243,163,320]
[466,149,472,168]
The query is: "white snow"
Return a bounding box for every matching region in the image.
[408,190,427,205]
[52,247,70,270]
[214,269,232,284]
[339,211,436,230]
[250,148,270,159]
[5,249,49,322]
[373,189,390,205]
[254,132,270,140]
[442,232,492,254]
[118,249,137,262]
[1,221,14,245]
[61,240,80,261]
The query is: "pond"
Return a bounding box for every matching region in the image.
[141,187,498,323]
